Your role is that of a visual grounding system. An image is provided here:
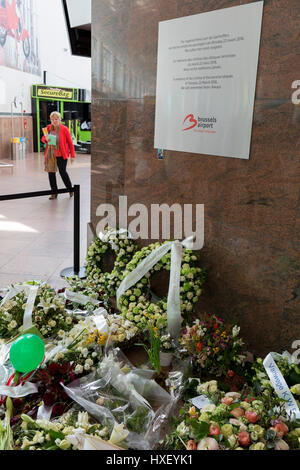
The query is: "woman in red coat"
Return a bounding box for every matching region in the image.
[42,111,75,200]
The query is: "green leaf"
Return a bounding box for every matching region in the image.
[189,419,210,440]
[48,430,65,442]
[228,402,241,411]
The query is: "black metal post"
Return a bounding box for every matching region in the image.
[60,185,86,279]
[74,184,80,273]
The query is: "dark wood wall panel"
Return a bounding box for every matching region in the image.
[91,0,300,355]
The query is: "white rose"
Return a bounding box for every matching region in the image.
[75,364,83,374]
[82,348,88,358]
[232,326,240,338]
[201,404,216,413]
[176,421,189,437]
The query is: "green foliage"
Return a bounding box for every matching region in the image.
[126,406,151,434]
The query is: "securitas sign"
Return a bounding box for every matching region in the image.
[183,114,217,132]
[32,85,78,101]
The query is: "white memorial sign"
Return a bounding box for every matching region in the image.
[154,2,264,159]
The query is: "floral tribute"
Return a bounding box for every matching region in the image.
[118,242,207,331]
[61,277,106,313]
[44,314,139,377]
[8,361,82,429]
[251,354,300,397]
[14,410,112,450]
[0,282,75,339]
[1,234,300,452]
[85,228,137,301]
[162,380,300,450]
[177,314,247,382]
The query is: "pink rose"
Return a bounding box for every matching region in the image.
[275,439,289,450]
[274,422,289,438]
[187,440,197,450]
[238,431,250,447]
[230,407,245,418]
[222,397,233,406]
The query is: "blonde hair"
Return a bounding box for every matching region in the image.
[50,111,61,120]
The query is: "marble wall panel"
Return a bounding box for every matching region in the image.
[92,0,300,355]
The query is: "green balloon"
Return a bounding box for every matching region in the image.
[9,334,45,373]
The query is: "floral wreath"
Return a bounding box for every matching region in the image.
[85,227,138,301]
[118,241,207,331]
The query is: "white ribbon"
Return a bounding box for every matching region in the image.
[0,284,28,308]
[99,228,132,251]
[90,311,109,335]
[0,283,38,331]
[116,236,197,339]
[64,289,100,307]
[263,353,300,419]
[23,285,38,331]
[66,429,123,451]
[37,402,54,421]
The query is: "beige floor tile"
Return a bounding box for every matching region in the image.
[1,254,64,278]
[0,153,91,288]
[0,253,15,268]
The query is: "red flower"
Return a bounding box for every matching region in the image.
[227,370,235,378]
[213,324,219,330]
[209,424,221,436]
[12,398,23,409]
[245,410,259,424]
[52,404,66,417]
[48,363,61,375]
[196,342,202,352]
[43,393,54,406]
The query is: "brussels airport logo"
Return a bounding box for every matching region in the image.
[96,196,205,250]
[183,114,198,131]
[182,114,217,132]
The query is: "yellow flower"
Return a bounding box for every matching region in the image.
[98,333,108,345]
[188,406,197,416]
[88,334,96,344]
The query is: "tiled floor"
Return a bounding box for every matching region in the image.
[0,152,91,291]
